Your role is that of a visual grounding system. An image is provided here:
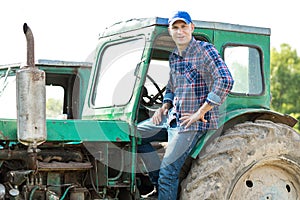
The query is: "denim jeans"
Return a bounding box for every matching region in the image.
[137,116,169,186]
[137,116,205,199]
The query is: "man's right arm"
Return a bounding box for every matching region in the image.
[153,71,174,125]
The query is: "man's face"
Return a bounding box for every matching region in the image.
[168,20,194,48]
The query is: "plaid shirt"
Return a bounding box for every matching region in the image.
[163,37,234,132]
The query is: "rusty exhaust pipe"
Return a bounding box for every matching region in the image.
[23,23,35,68]
[17,23,46,159]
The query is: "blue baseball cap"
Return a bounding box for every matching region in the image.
[168,11,192,26]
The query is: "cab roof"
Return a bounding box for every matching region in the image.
[100,17,271,38]
[0,59,92,70]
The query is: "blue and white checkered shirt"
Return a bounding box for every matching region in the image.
[163,37,234,132]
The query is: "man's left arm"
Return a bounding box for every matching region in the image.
[205,43,234,106]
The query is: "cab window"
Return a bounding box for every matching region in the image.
[224,46,263,95]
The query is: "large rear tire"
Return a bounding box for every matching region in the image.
[180,120,300,199]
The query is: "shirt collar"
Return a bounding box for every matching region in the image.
[172,37,196,58]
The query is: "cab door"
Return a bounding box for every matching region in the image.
[212,24,271,113]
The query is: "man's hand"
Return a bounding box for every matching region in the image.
[180,102,213,128]
[151,103,170,125]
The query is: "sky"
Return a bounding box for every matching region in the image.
[0,0,299,65]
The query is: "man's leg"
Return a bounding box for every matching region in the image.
[158,130,205,200]
[137,117,168,188]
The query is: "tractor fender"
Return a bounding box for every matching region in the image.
[190,109,298,158]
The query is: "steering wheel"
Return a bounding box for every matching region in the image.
[142,75,165,107]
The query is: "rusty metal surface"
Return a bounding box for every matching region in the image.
[38,161,92,171]
[23,23,35,68]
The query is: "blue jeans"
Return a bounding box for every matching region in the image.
[137,117,205,199]
[137,116,169,187]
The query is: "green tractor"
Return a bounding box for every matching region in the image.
[0,17,299,199]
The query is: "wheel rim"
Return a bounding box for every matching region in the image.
[230,158,300,199]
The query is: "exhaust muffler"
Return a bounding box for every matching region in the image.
[16,23,46,150]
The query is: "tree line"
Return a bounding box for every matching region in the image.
[271,44,300,131]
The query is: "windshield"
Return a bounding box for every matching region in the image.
[93,37,145,107]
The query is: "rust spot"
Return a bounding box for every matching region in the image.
[31,71,45,81]
[116,137,122,142]
[0,130,9,140]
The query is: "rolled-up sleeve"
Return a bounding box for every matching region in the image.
[163,91,174,104]
[163,76,174,105]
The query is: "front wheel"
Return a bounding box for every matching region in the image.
[180,120,300,199]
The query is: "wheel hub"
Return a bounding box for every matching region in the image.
[230,159,300,199]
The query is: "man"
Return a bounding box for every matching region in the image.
[138,11,234,199]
